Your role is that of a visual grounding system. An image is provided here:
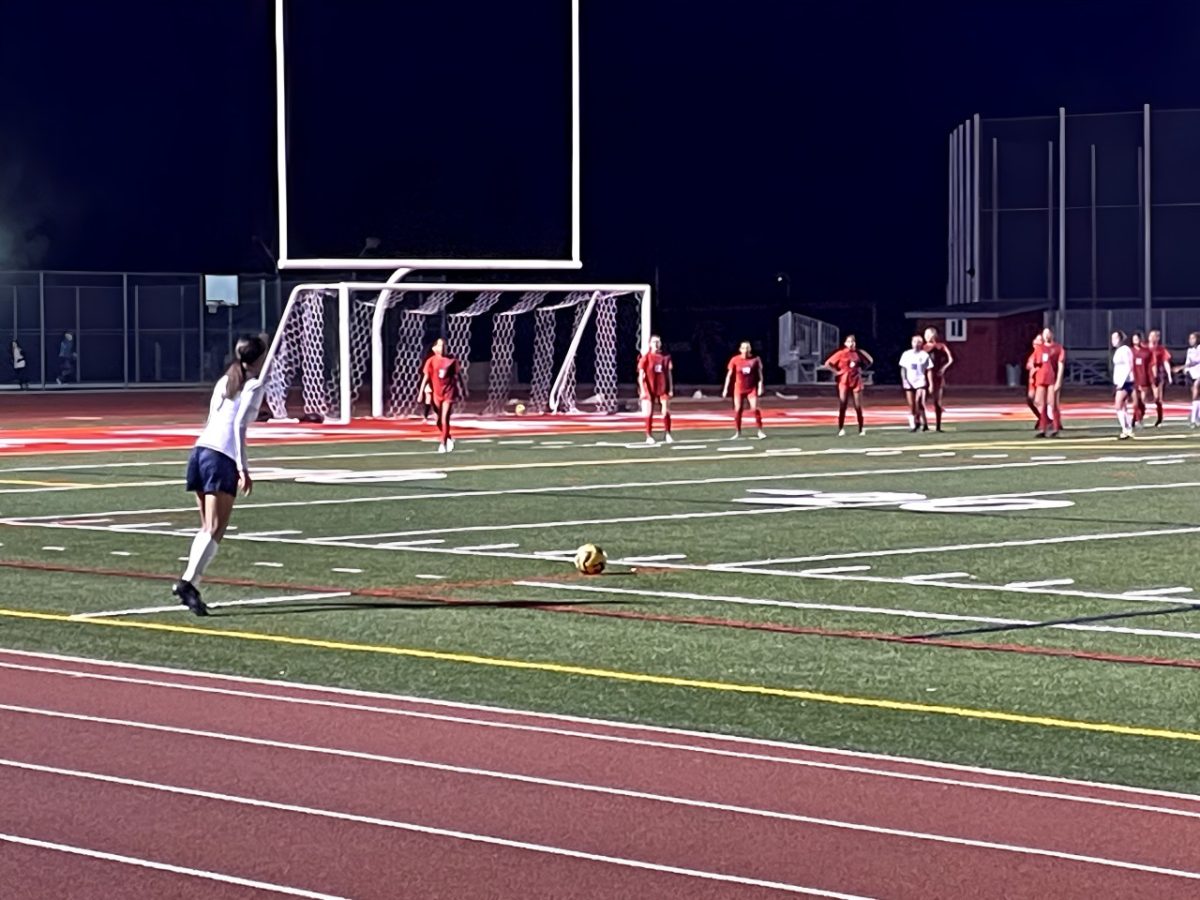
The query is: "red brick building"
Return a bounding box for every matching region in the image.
[905,302,1047,386]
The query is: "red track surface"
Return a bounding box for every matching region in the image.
[2,651,1200,898]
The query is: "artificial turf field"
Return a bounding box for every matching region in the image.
[3,398,1200,800]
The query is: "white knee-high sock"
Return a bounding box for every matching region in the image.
[182,531,219,585]
[1116,408,1127,429]
[1192,400,1200,424]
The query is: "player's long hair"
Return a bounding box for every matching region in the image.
[223,335,268,399]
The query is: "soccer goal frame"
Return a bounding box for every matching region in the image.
[259,278,652,424]
[273,0,582,272]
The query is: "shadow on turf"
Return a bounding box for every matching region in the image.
[218,596,636,618]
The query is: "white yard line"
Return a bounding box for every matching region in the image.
[72,591,353,619]
[514,581,1200,642]
[1125,587,1195,598]
[1004,579,1076,589]
[9,451,1197,522]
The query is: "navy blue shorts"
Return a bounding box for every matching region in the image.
[1118,380,1134,395]
[186,446,238,496]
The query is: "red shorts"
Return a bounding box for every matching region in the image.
[733,389,758,402]
[431,392,457,405]
[838,378,863,393]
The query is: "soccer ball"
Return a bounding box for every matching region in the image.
[515,402,527,416]
[573,543,607,575]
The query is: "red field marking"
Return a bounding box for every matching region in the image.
[2,387,1179,456]
[1,651,1199,899]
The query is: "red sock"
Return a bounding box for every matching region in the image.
[754,409,763,429]
[645,412,654,436]
[663,412,672,434]
[440,408,451,442]
[734,408,743,432]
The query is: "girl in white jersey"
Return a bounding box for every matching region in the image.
[173,335,268,615]
[1111,330,1134,439]
[898,335,933,432]
[1175,331,1200,427]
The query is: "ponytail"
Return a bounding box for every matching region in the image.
[223,334,268,399]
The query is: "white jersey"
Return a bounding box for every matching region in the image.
[195,375,266,472]
[1186,346,1200,380]
[1112,345,1134,387]
[899,349,932,389]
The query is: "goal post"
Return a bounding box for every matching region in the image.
[260,280,651,423]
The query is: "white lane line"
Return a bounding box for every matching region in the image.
[71,592,352,619]
[1125,587,1195,598]
[454,543,521,551]
[1030,455,1067,462]
[918,452,956,459]
[109,551,135,558]
[239,530,304,538]
[866,450,903,457]
[41,546,66,552]
[331,568,363,575]
[1004,579,1076,589]
[414,574,446,580]
[253,561,284,568]
[0,833,348,900]
[972,453,1008,459]
[375,539,445,548]
[8,648,1200,804]
[1147,459,1186,466]
[0,757,868,899]
[621,554,689,564]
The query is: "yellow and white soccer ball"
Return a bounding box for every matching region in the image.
[573,543,607,575]
[514,402,527,416]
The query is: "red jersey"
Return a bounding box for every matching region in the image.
[637,351,673,396]
[422,353,460,401]
[924,341,950,381]
[1150,346,1172,384]
[1033,343,1065,387]
[727,354,763,395]
[1131,345,1153,388]
[824,348,866,388]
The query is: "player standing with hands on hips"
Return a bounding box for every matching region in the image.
[637,334,674,444]
[723,340,766,439]
[417,337,465,453]
[823,335,873,436]
[922,327,954,432]
[173,335,269,616]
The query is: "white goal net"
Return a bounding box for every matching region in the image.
[260,281,651,423]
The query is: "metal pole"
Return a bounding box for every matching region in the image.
[180,285,187,383]
[1143,103,1152,333]
[961,120,969,305]
[972,113,981,303]
[198,276,205,383]
[1058,107,1066,337]
[260,278,267,332]
[1090,144,1097,310]
[1047,141,1054,307]
[954,125,963,303]
[991,137,999,301]
[122,273,129,386]
[134,285,141,382]
[38,271,45,389]
[75,286,81,383]
[1137,146,1144,325]
[947,132,954,303]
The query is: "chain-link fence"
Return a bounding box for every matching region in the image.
[949,107,1200,350]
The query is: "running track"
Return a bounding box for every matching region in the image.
[2,651,1200,898]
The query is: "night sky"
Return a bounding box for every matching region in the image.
[1,0,1197,317]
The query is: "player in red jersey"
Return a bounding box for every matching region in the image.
[1147,329,1173,427]
[1024,334,1043,421]
[417,337,464,453]
[722,340,765,439]
[824,335,873,436]
[1130,332,1152,427]
[1033,328,1065,437]
[637,334,674,444]
[922,327,954,432]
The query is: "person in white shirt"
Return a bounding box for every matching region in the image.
[10,340,29,390]
[898,335,933,432]
[1111,330,1134,439]
[1174,331,1200,428]
[173,335,269,615]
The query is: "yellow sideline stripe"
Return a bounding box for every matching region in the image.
[2,607,1198,743]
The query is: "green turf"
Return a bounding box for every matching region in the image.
[3,419,1200,793]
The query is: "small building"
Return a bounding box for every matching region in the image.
[905,302,1048,386]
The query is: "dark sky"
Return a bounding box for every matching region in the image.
[1,0,1197,314]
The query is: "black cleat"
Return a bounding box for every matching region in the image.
[172,579,208,616]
